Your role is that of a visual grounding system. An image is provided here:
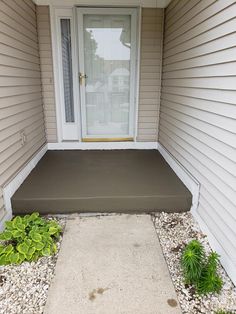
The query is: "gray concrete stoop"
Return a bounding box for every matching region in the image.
[44,214,181,314]
[12,150,192,214]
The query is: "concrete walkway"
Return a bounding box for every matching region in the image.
[44,215,181,314]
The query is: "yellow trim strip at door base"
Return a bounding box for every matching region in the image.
[82,137,134,142]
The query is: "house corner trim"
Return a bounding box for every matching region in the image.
[1,144,48,230]
[157,142,200,211]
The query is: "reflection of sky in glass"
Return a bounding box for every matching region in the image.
[87,28,130,60]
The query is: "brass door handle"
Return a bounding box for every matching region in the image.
[79,73,87,85]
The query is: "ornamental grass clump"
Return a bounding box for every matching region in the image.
[181,239,223,295]
[0,212,62,265]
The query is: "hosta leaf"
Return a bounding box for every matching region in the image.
[18,253,25,263]
[25,254,32,261]
[5,244,14,255]
[42,233,50,242]
[9,252,20,264]
[48,227,59,235]
[52,243,57,254]
[0,231,12,241]
[31,226,38,232]
[42,247,51,256]
[28,246,36,256]
[31,252,40,262]
[25,239,32,247]
[29,212,39,222]
[34,218,44,225]
[17,242,29,255]
[5,221,14,230]
[15,222,25,232]
[23,215,31,223]
[12,230,23,238]
[31,232,42,243]
[39,226,48,233]
[13,216,22,225]
[0,245,5,255]
[33,241,44,251]
[47,237,53,244]
[0,254,7,266]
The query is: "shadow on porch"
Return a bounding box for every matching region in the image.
[12,150,192,214]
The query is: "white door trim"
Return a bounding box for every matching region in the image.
[52,7,81,141]
[77,7,138,140]
[35,0,171,8]
[134,6,142,141]
[51,6,140,142]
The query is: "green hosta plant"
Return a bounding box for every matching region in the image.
[0,213,62,265]
[181,240,223,295]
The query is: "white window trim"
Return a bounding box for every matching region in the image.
[50,5,141,142]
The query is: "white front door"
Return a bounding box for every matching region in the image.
[77,8,137,141]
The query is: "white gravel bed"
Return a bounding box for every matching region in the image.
[154,212,236,314]
[0,216,66,314]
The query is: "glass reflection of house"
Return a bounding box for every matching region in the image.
[86,66,130,133]
[108,68,130,128]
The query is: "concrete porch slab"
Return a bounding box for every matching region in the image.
[44,214,181,314]
[12,150,192,214]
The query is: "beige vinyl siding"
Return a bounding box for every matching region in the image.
[37,6,57,142]
[0,0,46,215]
[137,8,163,141]
[160,0,236,279]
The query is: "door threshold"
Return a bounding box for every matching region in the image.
[82,137,134,142]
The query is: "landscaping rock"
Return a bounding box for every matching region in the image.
[0,217,66,314]
[154,212,236,314]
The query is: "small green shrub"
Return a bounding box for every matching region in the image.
[0,212,62,265]
[181,239,204,284]
[215,310,234,314]
[181,240,223,295]
[196,252,223,294]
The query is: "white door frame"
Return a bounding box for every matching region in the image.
[51,6,140,142]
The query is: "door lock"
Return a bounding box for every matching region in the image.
[79,73,87,85]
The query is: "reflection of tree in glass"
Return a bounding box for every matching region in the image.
[84,29,104,85]
[120,28,131,49]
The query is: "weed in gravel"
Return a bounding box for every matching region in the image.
[181,239,223,295]
[215,310,235,314]
[196,252,223,295]
[181,239,204,284]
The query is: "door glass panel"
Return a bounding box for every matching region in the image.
[61,19,74,123]
[83,14,131,136]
